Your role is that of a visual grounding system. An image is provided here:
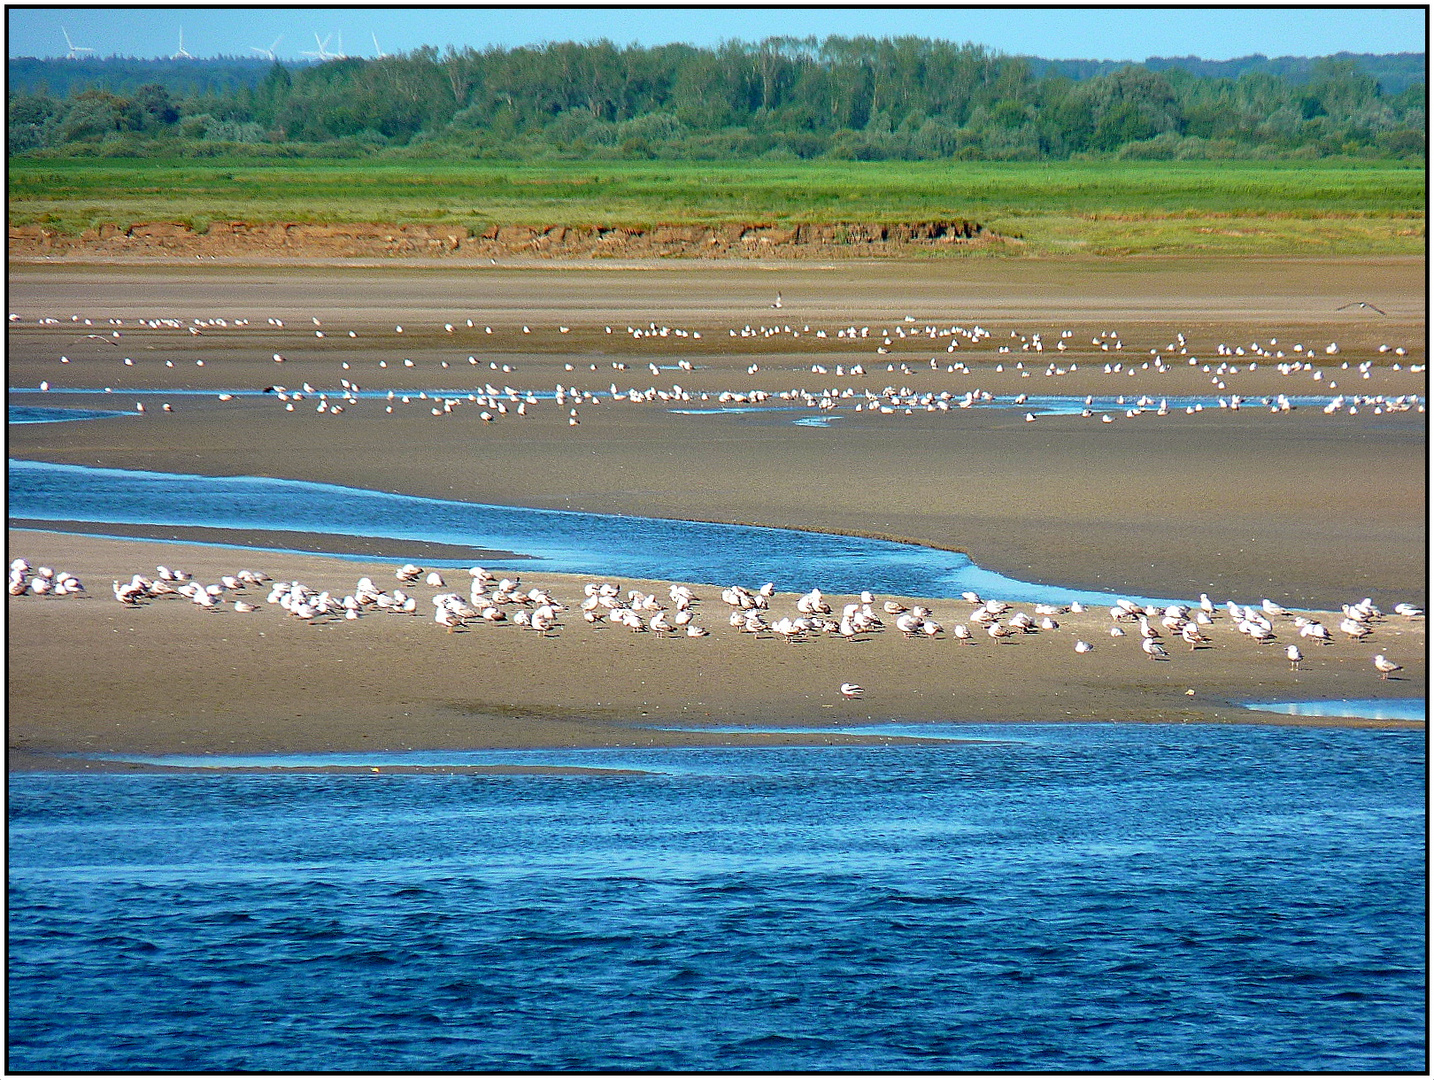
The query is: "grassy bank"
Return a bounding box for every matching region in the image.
[9,157,1425,256]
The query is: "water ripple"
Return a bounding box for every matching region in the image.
[9,458,1168,604]
[8,725,1425,1072]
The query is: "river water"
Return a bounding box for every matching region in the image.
[8,723,1425,1072]
[9,458,1169,604]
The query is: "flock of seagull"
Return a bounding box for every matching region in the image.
[12,306,1424,701]
[18,310,1424,428]
[10,555,1421,691]
[7,559,85,597]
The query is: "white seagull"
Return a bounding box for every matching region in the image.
[1373,654,1402,680]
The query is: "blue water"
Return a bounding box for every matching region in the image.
[11,391,1398,430]
[8,724,1425,1071]
[84,724,1002,771]
[1001,393,1350,416]
[8,459,1168,605]
[9,405,136,424]
[1245,698,1427,722]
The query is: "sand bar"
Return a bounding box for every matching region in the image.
[9,527,1424,773]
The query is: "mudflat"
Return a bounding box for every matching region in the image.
[8,257,1426,767]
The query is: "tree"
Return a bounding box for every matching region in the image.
[127,83,179,130]
[60,90,126,141]
[8,92,60,151]
[1083,67,1183,151]
[7,37,1423,162]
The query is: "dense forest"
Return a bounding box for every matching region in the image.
[8,37,1426,161]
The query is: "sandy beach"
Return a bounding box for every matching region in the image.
[8,256,1426,768]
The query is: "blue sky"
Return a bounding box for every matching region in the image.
[7,6,1427,62]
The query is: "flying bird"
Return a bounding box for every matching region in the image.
[1334,301,1386,315]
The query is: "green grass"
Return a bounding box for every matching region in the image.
[8,157,1425,256]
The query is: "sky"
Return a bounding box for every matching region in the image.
[7,5,1427,63]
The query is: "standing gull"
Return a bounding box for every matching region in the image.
[1373,655,1402,680]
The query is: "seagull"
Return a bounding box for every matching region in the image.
[1373,654,1402,680]
[1286,644,1302,671]
[434,607,466,632]
[1339,618,1372,641]
[840,682,864,699]
[1142,638,1169,660]
[1335,301,1387,315]
[771,292,783,309]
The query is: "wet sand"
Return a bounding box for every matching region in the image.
[8,258,1426,767]
[8,519,530,562]
[8,526,1424,772]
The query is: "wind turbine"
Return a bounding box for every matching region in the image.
[61,26,94,59]
[249,35,283,61]
[172,27,194,60]
[301,32,339,61]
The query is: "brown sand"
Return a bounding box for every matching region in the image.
[8,528,1425,772]
[8,258,1426,768]
[10,217,1002,261]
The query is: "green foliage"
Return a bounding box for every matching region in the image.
[8,156,1424,257]
[7,39,1424,163]
[58,89,126,141]
[8,91,61,151]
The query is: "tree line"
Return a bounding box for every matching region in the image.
[8,37,1426,160]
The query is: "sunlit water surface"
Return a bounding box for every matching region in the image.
[9,405,135,424]
[1244,698,1426,722]
[9,458,1167,604]
[9,724,1425,1072]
